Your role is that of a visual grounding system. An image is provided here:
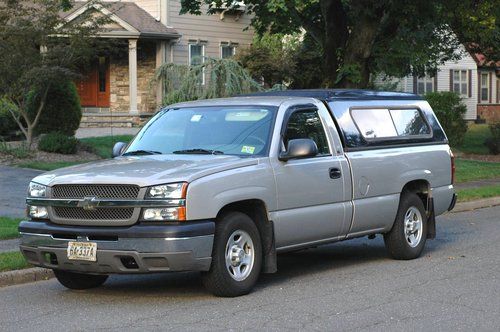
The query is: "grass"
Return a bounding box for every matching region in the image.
[80,135,134,159]
[0,217,22,240]
[457,185,500,202]
[455,124,491,155]
[455,159,500,183]
[0,252,30,272]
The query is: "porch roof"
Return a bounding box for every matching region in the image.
[62,1,180,40]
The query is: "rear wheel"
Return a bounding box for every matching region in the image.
[384,193,427,260]
[53,270,108,290]
[202,211,262,297]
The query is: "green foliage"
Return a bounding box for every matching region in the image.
[485,123,500,155]
[0,141,31,159]
[0,252,29,272]
[459,124,492,155]
[155,57,263,105]
[425,92,468,147]
[38,132,78,154]
[454,159,500,183]
[0,98,19,138]
[26,80,82,136]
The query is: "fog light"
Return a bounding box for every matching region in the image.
[142,207,186,221]
[29,206,48,219]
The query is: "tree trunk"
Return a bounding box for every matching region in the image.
[320,0,348,87]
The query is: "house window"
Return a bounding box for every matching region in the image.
[480,73,489,103]
[189,44,205,84]
[452,70,468,96]
[416,76,435,95]
[221,45,236,59]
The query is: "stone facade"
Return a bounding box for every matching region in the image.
[109,41,157,115]
[477,104,500,123]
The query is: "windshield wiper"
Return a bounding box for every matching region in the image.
[122,150,162,156]
[173,148,224,155]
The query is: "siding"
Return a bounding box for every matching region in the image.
[167,0,254,67]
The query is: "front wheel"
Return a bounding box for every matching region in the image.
[54,270,108,290]
[202,211,262,297]
[384,193,428,260]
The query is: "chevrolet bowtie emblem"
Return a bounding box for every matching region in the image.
[79,196,99,211]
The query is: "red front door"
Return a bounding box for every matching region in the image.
[76,57,110,107]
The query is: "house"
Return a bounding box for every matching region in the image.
[62,1,254,127]
[375,44,499,123]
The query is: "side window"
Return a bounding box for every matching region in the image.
[389,109,430,136]
[283,109,330,155]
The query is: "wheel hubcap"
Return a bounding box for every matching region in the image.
[225,230,254,281]
[404,206,423,248]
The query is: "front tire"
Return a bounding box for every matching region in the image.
[54,270,108,290]
[202,211,262,297]
[384,193,428,260]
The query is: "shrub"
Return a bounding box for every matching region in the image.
[485,123,500,155]
[26,80,82,136]
[425,91,468,147]
[0,98,20,138]
[38,132,78,154]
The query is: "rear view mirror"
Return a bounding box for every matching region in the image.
[112,142,127,158]
[278,138,318,161]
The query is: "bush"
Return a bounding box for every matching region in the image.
[485,123,500,155]
[0,98,20,138]
[425,91,468,147]
[26,80,82,136]
[38,132,78,154]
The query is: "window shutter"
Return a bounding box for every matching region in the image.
[434,74,438,92]
[449,70,453,91]
[489,72,492,103]
[468,69,472,98]
[413,75,417,94]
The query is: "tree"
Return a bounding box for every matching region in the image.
[180,0,499,88]
[0,0,109,146]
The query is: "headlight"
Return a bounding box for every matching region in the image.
[28,182,47,197]
[146,182,187,199]
[28,206,48,219]
[142,207,186,221]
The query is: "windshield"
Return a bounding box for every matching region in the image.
[125,106,277,156]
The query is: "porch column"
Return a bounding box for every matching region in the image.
[128,39,138,114]
[155,40,168,106]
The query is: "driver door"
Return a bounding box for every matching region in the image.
[272,104,348,249]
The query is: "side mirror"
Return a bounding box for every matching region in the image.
[112,142,127,158]
[279,138,318,161]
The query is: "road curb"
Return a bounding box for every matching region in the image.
[452,197,500,213]
[0,267,54,288]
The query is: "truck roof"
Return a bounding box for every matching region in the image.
[241,89,423,101]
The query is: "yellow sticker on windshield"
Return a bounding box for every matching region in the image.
[241,146,255,154]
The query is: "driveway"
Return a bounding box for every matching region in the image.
[0,166,42,217]
[0,206,498,331]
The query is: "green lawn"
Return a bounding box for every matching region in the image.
[457,184,500,202]
[455,124,491,155]
[80,135,134,159]
[16,160,86,171]
[455,159,500,183]
[0,217,22,240]
[0,252,30,272]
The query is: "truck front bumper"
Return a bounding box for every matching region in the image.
[18,220,214,274]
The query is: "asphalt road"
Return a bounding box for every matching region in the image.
[0,165,42,217]
[0,206,499,331]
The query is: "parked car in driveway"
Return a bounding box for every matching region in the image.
[19,90,457,296]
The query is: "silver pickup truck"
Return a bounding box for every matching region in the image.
[19,90,456,297]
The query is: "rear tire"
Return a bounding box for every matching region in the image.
[202,211,262,297]
[54,270,108,290]
[384,193,427,260]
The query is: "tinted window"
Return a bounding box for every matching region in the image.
[126,106,276,156]
[284,110,330,155]
[351,109,397,138]
[390,109,430,136]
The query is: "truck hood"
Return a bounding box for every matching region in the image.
[32,155,259,187]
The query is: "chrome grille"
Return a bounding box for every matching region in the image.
[52,184,139,199]
[53,207,134,221]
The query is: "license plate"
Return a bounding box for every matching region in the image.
[67,242,97,262]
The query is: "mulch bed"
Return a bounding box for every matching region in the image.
[454,151,500,163]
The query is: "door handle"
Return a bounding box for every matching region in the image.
[329,167,341,179]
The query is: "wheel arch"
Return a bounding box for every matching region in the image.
[400,179,436,239]
[217,199,277,273]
